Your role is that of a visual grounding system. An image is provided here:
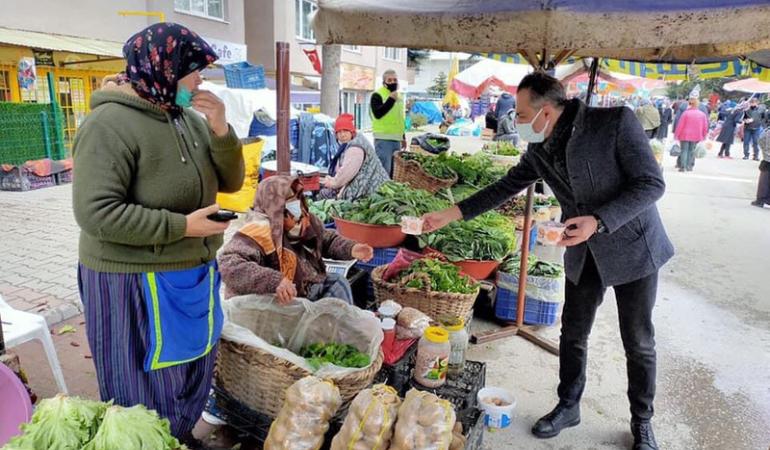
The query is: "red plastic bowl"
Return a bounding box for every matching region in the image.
[0,363,33,446]
[453,260,500,281]
[334,217,407,248]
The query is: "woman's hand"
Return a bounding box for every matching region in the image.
[322,176,335,188]
[351,243,374,262]
[275,277,297,305]
[185,204,230,237]
[192,90,228,137]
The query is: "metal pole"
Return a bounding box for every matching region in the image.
[47,72,65,160]
[516,184,536,326]
[40,111,52,160]
[276,42,291,174]
[585,58,600,106]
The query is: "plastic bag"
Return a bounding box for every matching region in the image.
[383,248,424,281]
[330,384,401,450]
[216,139,264,212]
[222,295,383,378]
[649,139,665,164]
[388,389,456,450]
[396,307,431,340]
[695,141,709,159]
[497,271,564,304]
[265,376,341,450]
[669,143,681,157]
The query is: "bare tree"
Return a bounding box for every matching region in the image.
[321,45,341,116]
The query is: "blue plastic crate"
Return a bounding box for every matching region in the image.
[494,275,560,326]
[223,62,266,89]
[248,116,276,137]
[354,247,400,303]
[324,222,336,230]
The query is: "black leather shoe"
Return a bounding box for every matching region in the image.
[531,403,581,438]
[631,420,659,450]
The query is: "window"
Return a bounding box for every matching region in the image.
[174,0,225,20]
[344,45,360,52]
[0,70,11,101]
[384,47,401,61]
[295,0,317,41]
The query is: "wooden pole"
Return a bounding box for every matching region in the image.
[276,42,291,174]
[585,58,600,106]
[516,184,536,326]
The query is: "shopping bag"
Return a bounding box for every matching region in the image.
[216,139,264,212]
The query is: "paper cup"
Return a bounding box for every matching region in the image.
[478,387,516,430]
[537,221,567,246]
[400,216,424,235]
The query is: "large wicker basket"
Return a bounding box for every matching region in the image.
[393,151,457,193]
[216,339,383,418]
[370,265,479,320]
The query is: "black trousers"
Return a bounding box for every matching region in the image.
[718,142,731,157]
[558,252,658,421]
[756,162,770,204]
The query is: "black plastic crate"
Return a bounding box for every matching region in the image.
[373,341,418,395]
[409,360,486,423]
[462,408,484,450]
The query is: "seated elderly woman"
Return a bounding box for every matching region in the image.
[218,175,373,304]
[319,114,389,201]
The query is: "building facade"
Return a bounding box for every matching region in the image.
[0,0,246,148]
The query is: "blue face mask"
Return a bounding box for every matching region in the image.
[285,200,302,220]
[175,85,194,108]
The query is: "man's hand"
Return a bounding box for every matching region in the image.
[421,206,463,233]
[389,91,399,101]
[192,90,228,137]
[351,243,374,262]
[275,278,297,305]
[558,215,598,247]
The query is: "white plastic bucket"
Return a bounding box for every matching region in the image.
[477,387,516,430]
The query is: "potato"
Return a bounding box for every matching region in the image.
[389,389,456,450]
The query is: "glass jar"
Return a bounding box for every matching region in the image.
[443,318,469,379]
[414,326,451,388]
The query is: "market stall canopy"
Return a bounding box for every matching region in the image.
[0,26,123,58]
[722,77,770,94]
[450,59,531,98]
[313,1,770,64]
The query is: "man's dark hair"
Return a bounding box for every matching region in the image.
[517,71,567,108]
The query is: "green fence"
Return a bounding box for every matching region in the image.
[0,102,67,166]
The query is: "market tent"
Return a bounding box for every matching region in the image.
[723,78,770,94]
[450,59,531,98]
[410,101,443,124]
[313,1,770,65]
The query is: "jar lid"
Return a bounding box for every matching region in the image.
[381,318,396,331]
[378,303,399,316]
[424,326,449,343]
[443,317,465,332]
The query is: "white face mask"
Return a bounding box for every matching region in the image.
[515,107,549,143]
[285,199,302,220]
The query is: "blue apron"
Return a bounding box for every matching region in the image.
[142,261,223,372]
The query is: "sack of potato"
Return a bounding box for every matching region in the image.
[330,384,401,450]
[265,376,341,450]
[388,388,456,450]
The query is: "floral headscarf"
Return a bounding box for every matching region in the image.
[123,23,217,115]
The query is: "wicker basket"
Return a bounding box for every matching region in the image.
[370,265,479,320]
[409,144,436,156]
[216,339,383,418]
[393,151,457,193]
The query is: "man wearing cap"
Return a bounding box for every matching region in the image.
[321,114,389,201]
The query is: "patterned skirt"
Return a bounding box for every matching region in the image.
[78,264,216,437]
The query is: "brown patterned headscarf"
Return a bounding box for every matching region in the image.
[252,175,325,260]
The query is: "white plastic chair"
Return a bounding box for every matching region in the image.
[0,295,68,394]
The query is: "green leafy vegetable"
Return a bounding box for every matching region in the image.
[419,212,516,262]
[399,258,479,294]
[483,141,521,156]
[338,181,449,226]
[399,152,457,180]
[4,394,107,450]
[500,253,564,278]
[82,405,183,450]
[300,343,371,370]
[308,199,345,224]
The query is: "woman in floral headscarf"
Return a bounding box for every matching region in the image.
[72,23,244,447]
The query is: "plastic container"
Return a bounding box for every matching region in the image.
[381,318,397,357]
[477,387,516,430]
[378,302,400,320]
[443,317,469,379]
[0,362,32,446]
[453,260,500,281]
[414,326,451,388]
[334,218,407,248]
[537,221,567,246]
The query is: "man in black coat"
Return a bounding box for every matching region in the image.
[422,72,674,450]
